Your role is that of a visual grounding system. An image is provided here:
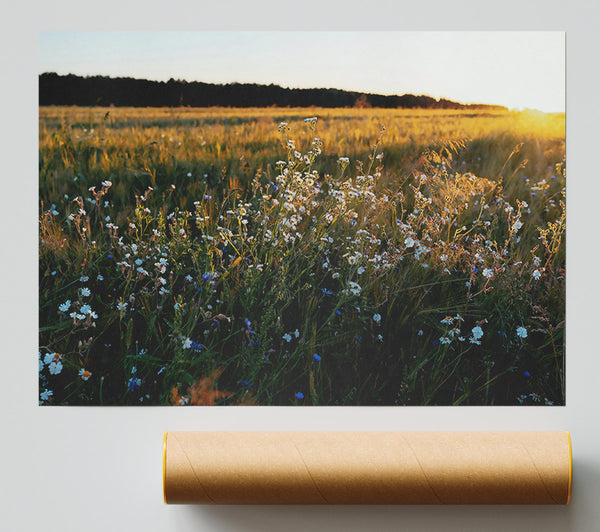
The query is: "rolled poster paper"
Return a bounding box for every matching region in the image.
[163,431,571,504]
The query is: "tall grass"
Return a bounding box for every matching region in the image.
[39,107,565,405]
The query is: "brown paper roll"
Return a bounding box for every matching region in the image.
[163,431,572,505]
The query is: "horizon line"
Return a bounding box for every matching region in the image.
[40,71,529,111]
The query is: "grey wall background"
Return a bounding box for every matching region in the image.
[2,1,599,530]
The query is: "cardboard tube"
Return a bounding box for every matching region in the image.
[163,431,572,505]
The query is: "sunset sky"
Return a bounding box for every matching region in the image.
[39,31,565,112]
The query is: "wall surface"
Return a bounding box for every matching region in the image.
[2,1,599,530]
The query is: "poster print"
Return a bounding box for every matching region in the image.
[38,32,565,405]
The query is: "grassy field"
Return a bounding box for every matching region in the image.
[39,106,565,406]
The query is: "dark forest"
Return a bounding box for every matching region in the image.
[39,73,507,110]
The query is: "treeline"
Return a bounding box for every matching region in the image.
[39,72,507,110]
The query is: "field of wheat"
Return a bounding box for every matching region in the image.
[38,106,565,405]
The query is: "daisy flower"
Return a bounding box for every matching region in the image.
[79,369,92,381]
[448,327,460,337]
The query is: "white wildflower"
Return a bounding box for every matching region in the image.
[471,326,484,340]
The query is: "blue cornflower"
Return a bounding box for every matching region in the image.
[335,310,342,316]
[202,273,211,281]
[313,354,321,362]
[523,371,531,378]
[128,377,142,392]
[322,288,333,295]
[295,392,304,400]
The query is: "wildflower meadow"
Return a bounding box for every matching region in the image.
[39,107,565,405]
